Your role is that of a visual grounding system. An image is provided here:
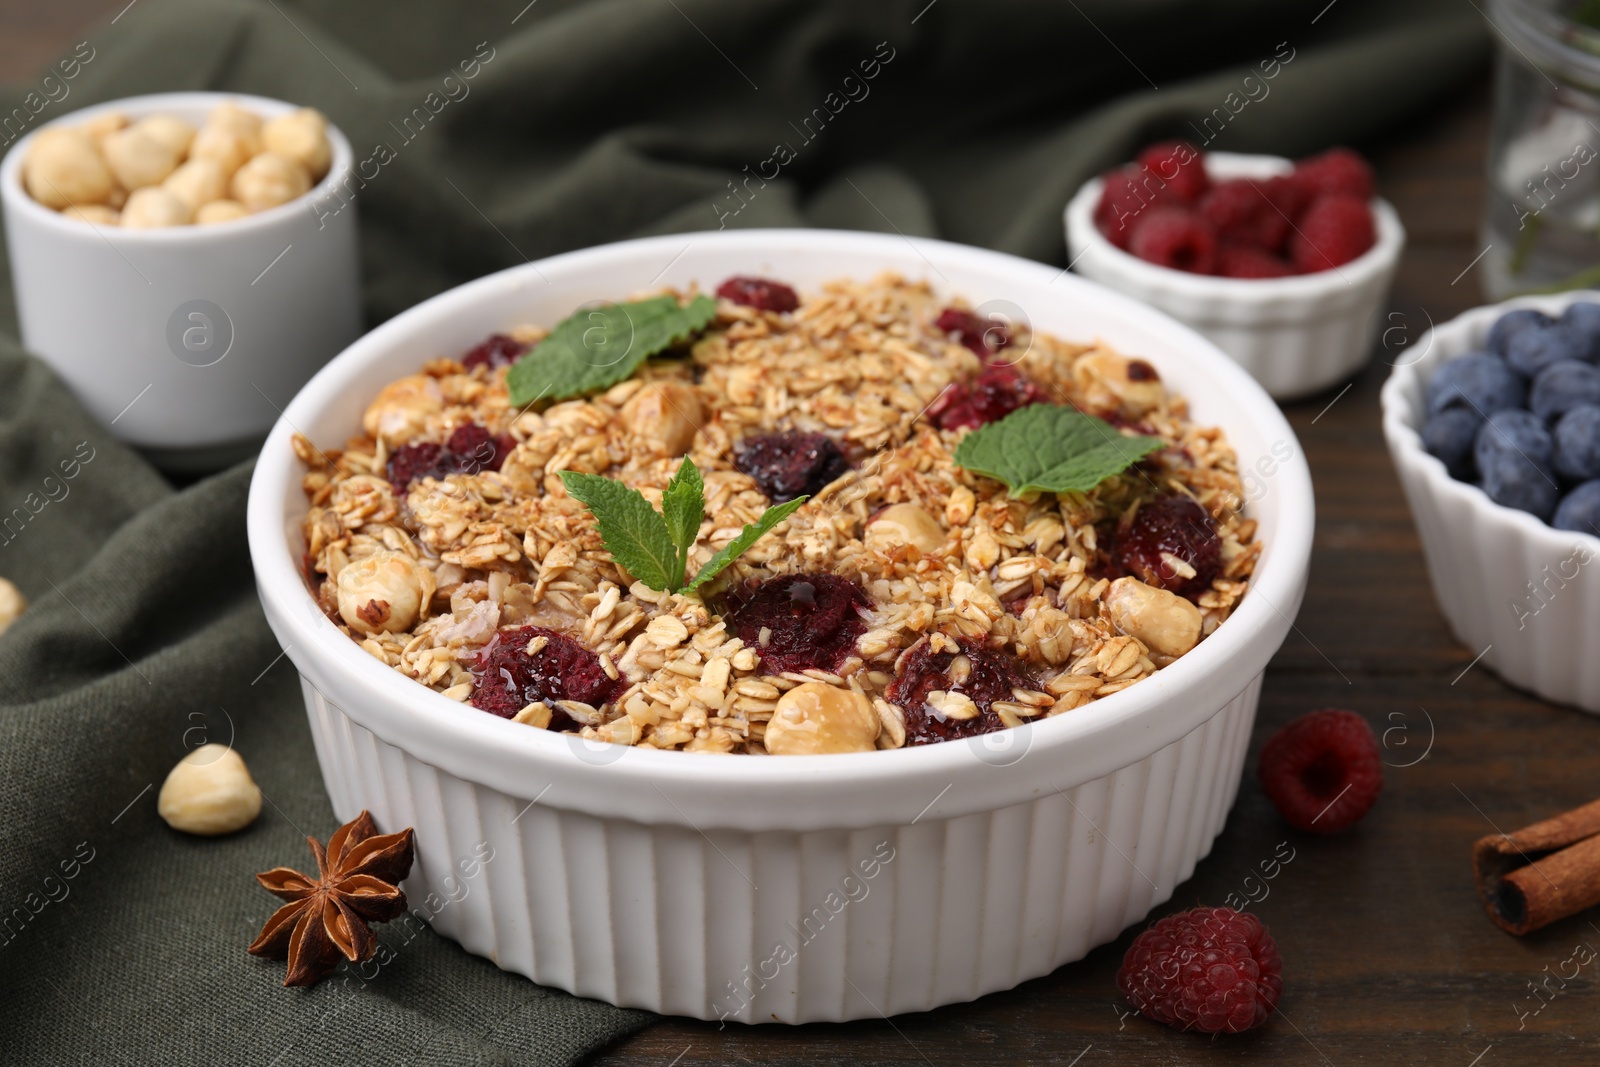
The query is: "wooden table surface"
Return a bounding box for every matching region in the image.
[6,9,1598,1065]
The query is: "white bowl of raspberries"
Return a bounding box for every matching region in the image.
[1383,294,1600,714]
[1066,144,1404,400]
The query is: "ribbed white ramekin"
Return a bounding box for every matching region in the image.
[1065,152,1404,401]
[1382,293,1600,714]
[248,230,1315,1022]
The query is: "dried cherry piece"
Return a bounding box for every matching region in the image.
[928,365,1044,431]
[724,573,869,675]
[889,637,1039,745]
[735,431,850,503]
[1111,494,1221,600]
[387,423,515,490]
[935,307,1011,358]
[716,276,800,313]
[471,625,624,727]
[386,442,445,491]
[461,333,530,371]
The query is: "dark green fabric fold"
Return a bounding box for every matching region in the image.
[0,0,1485,1062]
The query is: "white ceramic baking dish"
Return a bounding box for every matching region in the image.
[247,229,1314,1022]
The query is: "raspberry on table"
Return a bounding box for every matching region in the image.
[734,430,851,502]
[1217,243,1292,279]
[928,364,1044,430]
[1257,709,1382,833]
[1288,194,1375,273]
[1136,140,1208,202]
[1291,147,1375,201]
[723,573,869,675]
[461,332,530,372]
[716,276,800,313]
[1116,906,1283,1034]
[471,625,625,726]
[1128,207,1218,274]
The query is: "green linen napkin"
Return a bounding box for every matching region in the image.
[0,0,1485,1062]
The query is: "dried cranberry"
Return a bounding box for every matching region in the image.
[386,442,445,491]
[935,307,1011,358]
[461,333,530,371]
[889,637,1039,745]
[724,573,869,675]
[387,423,515,490]
[471,625,624,727]
[716,276,800,313]
[928,365,1044,431]
[735,431,850,503]
[1111,495,1222,600]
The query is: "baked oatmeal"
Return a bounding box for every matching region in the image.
[293,273,1259,755]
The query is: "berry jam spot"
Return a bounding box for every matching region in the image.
[935,307,1011,358]
[724,573,869,675]
[1111,494,1221,601]
[1127,359,1159,382]
[716,276,800,313]
[387,423,516,490]
[927,365,1044,431]
[889,637,1039,746]
[471,625,624,727]
[461,333,530,372]
[734,431,850,503]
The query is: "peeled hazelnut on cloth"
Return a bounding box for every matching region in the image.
[230,151,311,212]
[362,373,444,445]
[261,107,332,180]
[1104,576,1202,658]
[621,381,704,457]
[157,745,263,836]
[0,577,26,636]
[764,682,880,755]
[101,124,184,189]
[336,550,426,635]
[120,186,192,229]
[865,503,945,555]
[24,128,113,209]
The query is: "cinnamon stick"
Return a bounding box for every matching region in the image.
[1473,797,1600,936]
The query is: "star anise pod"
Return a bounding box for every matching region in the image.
[247,810,416,987]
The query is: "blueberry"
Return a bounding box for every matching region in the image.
[1530,359,1600,421]
[1422,407,1484,481]
[1553,481,1600,535]
[1554,404,1600,482]
[1425,352,1526,416]
[1506,322,1589,377]
[1560,301,1600,360]
[1475,409,1560,518]
[1486,308,1552,357]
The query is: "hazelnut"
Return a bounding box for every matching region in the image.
[131,114,195,158]
[1104,576,1202,658]
[157,744,262,836]
[0,577,26,635]
[336,550,425,635]
[61,204,119,225]
[621,381,704,457]
[206,101,264,153]
[188,125,254,177]
[764,682,879,755]
[362,373,444,445]
[865,503,945,555]
[79,110,128,144]
[230,151,311,212]
[195,199,249,225]
[101,125,183,189]
[162,158,227,211]
[261,108,332,180]
[1073,351,1166,417]
[24,128,113,208]
[120,186,192,229]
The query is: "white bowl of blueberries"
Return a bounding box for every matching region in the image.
[1383,295,1600,714]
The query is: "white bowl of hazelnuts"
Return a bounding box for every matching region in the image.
[0,92,362,472]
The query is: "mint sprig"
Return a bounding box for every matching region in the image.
[951,404,1165,497]
[508,294,717,406]
[560,457,806,594]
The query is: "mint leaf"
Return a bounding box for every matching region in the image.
[685,497,808,593]
[559,470,678,591]
[508,293,716,406]
[951,404,1165,497]
[659,456,704,589]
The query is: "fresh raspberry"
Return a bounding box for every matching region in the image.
[461,333,529,372]
[716,276,800,313]
[935,307,1011,358]
[1128,208,1218,274]
[724,573,869,675]
[471,625,625,726]
[735,430,850,502]
[1117,906,1283,1034]
[386,423,515,490]
[1198,177,1304,252]
[1257,709,1383,833]
[888,636,1039,745]
[1112,495,1221,600]
[1136,140,1209,202]
[1218,243,1293,279]
[1289,194,1376,273]
[1095,165,1178,249]
[927,364,1044,431]
[1292,147,1374,201]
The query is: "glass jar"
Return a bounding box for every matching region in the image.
[1483,0,1600,298]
